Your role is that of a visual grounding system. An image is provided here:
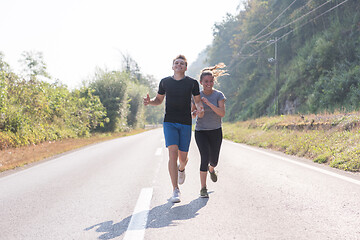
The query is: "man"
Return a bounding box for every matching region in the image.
[143,54,204,203]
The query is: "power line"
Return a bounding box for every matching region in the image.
[239,0,350,62]
[250,0,299,42]
[242,0,315,49]
[250,0,332,44]
[275,0,351,45]
[239,0,299,54]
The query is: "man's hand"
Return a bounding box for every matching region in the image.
[143,94,150,106]
[191,110,197,119]
[196,105,204,118]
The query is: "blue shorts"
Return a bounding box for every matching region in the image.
[163,122,192,152]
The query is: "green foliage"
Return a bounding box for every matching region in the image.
[310,64,360,112]
[187,49,208,78]
[0,55,108,148]
[145,106,164,125]
[0,71,7,114]
[90,69,129,132]
[0,52,10,72]
[0,51,158,149]
[0,53,11,116]
[71,86,108,133]
[88,63,157,132]
[127,83,147,128]
[19,51,50,80]
[314,154,329,164]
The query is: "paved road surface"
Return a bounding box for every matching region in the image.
[1,128,360,239]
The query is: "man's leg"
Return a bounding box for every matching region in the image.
[178,123,191,172]
[178,150,188,171]
[168,145,179,190]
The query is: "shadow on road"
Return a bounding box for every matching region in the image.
[84,197,209,239]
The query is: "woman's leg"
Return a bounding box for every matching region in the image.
[208,128,223,172]
[195,130,211,188]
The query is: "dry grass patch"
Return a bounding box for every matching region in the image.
[223,112,360,172]
[0,129,146,172]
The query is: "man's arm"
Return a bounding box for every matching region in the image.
[191,102,197,119]
[193,94,204,118]
[143,93,165,106]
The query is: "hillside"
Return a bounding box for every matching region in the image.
[189,0,360,121]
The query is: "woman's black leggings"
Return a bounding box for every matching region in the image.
[195,128,223,172]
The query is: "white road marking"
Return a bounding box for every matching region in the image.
[153,147,164,184]
[227,141,360,186]
[155,147,162,156]
[123,188,153,240]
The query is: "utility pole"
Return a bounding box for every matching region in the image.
[268,37,279,115]
[275,37,279,115]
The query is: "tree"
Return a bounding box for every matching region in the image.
[71,86,108,132]
[0,52,10,72]
[127,82,148,128]
[19,51,50,80]
[90,68,129,132]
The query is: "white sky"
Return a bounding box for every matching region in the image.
[1,0,242,89]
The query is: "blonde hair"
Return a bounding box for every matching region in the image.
[200,63,228,82]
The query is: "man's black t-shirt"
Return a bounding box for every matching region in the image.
[158,76,200,125]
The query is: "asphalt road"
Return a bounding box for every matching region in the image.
[1,128,360,240]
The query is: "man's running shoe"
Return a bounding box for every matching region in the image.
[178,168,186,185]
[171,188,181,203]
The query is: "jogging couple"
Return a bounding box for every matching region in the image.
[143,55,227,203]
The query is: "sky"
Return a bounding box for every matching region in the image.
[1,0,242,89]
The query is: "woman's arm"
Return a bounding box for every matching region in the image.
[201,98,225,117]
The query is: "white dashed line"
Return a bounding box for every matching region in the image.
[153,147,164,184]
[155,147,162,156]
[123,188,153,240]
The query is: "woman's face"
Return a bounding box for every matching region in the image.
[201,75,214,90]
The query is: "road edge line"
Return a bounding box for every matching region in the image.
[227,140,360,186]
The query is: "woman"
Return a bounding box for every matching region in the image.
[192,63,227,198]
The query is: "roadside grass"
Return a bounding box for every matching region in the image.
[223,112,360,172]
[3,111,360,173]
[0,129,146,173]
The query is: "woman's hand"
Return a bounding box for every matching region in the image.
[201,97,209,106]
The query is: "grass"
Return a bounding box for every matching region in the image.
[2,112,360,173]
[0,129,146,173]
[223,111,360,172]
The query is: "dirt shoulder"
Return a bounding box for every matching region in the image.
[0,129,146,173]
